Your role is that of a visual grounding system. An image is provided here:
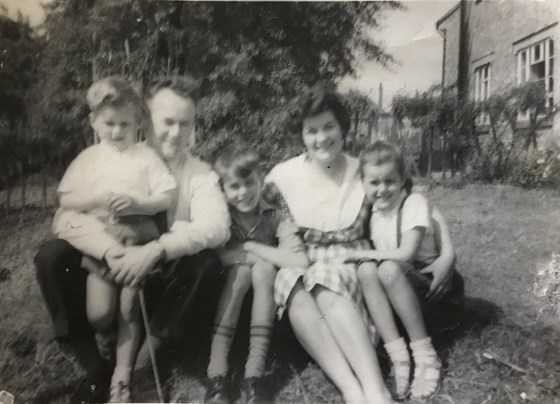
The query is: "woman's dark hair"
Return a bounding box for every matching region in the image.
[358,141,413,194]
[144,75,200,104]
[289,85,351,142]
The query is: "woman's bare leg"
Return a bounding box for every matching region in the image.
[287,281,365,403]
[314,286,393,403]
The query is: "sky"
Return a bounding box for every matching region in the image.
[339,0,458,108]
[0,0,458,108]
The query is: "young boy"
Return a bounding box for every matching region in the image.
[52,76,176,403]
[206,144,308,404]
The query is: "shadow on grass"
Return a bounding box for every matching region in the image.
[434,296,503,358]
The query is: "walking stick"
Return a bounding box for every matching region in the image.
[139,289,165,403]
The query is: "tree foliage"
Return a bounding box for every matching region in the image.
[26,0,400,167]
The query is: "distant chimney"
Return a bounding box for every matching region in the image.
[378,83,383,111]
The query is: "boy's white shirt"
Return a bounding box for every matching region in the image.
[369,192,439,265]
[54,145,230,261]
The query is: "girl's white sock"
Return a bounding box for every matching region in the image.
[410,337,438,364]
[384,337,410,363]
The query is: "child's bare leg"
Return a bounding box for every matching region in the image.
[87,272,117,333]
[112,286,140,392]
[207,264,252,378]
[357,261,401,343]
[287,281,366,403]
[245,261,276,378]
[314,286,393,403]
[377,261,427,341]
[378,260,441,400]
[358,261,410,399]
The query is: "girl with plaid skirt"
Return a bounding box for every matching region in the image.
[265,86,394,404]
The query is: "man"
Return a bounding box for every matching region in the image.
[35,76,230,403]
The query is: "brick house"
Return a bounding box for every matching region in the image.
[436,0,559,144]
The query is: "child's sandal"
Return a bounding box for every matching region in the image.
[392,360,411,400]
[410,358,442,401]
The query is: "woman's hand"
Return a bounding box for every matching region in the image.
[109,193,138,215]
[420,260,453,303]
[344,249,378,263]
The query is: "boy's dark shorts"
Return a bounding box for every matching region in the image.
[404,261,465,335]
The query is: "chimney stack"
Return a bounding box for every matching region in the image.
[378,83,383,111]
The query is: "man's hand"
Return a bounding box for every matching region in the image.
[109,193,138,215]
[103,245,127,280]
[420,260,453,304]
[106,242,165,287]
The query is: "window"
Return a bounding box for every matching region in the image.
[474,64,491,125]
[517,38,554,111]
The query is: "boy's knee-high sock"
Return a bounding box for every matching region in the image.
[207,323,236,378]
[245,323,273,378]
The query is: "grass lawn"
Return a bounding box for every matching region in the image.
[1,184,560,403]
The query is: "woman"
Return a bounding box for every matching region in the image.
[265,86,394,403]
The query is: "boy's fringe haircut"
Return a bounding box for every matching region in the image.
[214,143,262,182]
[359,141,413,193]
[87,76,144,115]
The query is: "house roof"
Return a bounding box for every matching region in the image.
[435,1,461,30]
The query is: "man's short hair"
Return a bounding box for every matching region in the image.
[144,76,200,104]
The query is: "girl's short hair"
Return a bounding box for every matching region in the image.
[214,143,262,183]
[86,76,143,115]
[144,75,199,104]
[359,141,413,193]
[290,85,351,140]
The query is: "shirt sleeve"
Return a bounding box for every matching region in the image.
[57,148,94,196]
[158,164,231,260]
[276,218,306,254]
[144,147,177,196]
[401,193,431,234]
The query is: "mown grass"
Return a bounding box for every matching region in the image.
[1,184,560,403]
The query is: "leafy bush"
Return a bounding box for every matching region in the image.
[467,145,560,188]
[507,147,560,188]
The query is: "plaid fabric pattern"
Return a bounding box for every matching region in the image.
[299,196,373,245]
[274,238,377,343]
[266,181,377,341]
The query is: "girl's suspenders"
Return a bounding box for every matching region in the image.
[395,193,411,248]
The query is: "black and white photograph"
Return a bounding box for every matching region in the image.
[0,0,559,403]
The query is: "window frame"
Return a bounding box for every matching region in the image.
[474,63,491,126]
[517,37,554,119]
